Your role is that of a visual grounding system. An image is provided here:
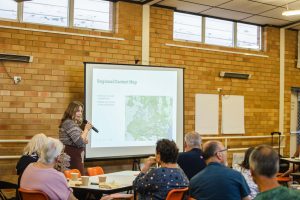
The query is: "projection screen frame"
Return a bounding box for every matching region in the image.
[84,62,184,161]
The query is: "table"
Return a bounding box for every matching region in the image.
[280,158,300,171]
[69,170,140,199]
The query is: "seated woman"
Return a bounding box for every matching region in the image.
[280,144,300,177]
[16,133,48,184]
[233,147,258,199]
[133,139,189,200]
[20,137,77,200]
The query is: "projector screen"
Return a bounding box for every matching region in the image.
[84,63,184,159]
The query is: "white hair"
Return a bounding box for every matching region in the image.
[185,131,202,148]
[39,137,64,164]
[23,133,48,156]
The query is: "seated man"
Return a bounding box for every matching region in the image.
[20,137,77,200]
[177,131,206,180]
[189,141,250,200]
[250,145,300,200]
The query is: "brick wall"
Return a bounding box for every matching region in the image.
[149,7,298,158]
[0,2,298,186]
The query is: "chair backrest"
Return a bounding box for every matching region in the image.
[63,169,82,179]
[18,188,49,200]
[87,166,104,176]
[165,187,189,200]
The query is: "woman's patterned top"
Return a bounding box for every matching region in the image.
[133,167,189,200]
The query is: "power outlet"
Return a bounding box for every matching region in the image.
[14,76,21,84]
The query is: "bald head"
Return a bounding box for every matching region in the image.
[203,141,224,160]
[249,145,279,178]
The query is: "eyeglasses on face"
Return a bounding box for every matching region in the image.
[215,148,228,155]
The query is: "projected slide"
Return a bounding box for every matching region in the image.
[85,63,183,159]
[125,96,173,141]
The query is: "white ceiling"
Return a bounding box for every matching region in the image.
[126,0,300,28]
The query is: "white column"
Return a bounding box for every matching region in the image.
[142,5,150,65]
[279,28,285,139]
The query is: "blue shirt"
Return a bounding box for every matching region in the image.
[190,162,250,200]
[133,167,189,200]
[177,148,206,180]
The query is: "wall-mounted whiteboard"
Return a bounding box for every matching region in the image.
[222,95,245,134]
[195,94,219,135]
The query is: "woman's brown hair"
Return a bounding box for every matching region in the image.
[59,101,83,127]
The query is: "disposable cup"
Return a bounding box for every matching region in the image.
[70,173,79,181]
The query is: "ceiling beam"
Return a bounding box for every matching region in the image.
[281,20,300,29]
[143,0,162,5]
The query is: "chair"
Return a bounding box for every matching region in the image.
[0,181,18,200]
[165,187,189,200]
[63,169,81,179]
[87,166,104,176]
[276,176,291,186]
[18,188,49,200]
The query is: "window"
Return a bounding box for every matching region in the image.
[74,0,113,31]
[172,12,262,50]
[0,0,17,20]
[23,0,68,26]
[173,12,202,42]
[205,17,234,47]
[237,23,261,50]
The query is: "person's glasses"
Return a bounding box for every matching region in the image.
[215,148,228,155]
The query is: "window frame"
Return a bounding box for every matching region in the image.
[0,0,114,32]
[173,11,263,51]
[204,17,235,48]
[173,12,203,43]
[236,22,262,50]
[73,0,114,32]
[0,0,19,22]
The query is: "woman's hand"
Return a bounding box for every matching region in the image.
[84,122,93,132]
[141,156,157,173]
[81,122,92,143]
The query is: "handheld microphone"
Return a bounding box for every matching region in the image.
[83,119,99,133]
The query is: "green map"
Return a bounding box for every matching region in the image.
[125,96,173,141]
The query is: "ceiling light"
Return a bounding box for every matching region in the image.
[282,10,300,16]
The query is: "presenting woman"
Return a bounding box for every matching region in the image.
[59,101,92,174]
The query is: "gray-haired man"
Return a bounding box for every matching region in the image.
[177,131,206,179]
[250,145,300,200]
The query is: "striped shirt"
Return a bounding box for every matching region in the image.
[59,119,85,148]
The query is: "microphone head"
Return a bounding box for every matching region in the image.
[83,119,88,124]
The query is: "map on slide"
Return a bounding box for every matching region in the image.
[125,96,173,141]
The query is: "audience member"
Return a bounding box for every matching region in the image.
[20,137,77,200]
[16,133,48,182]
[249,145,300,200]
[133,139,189,200]
[233,147,259,199]
[177,131,206,179]
[189,141,250,200]
[280,144,300,177]
[59,101,92,174]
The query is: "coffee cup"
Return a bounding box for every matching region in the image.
[81,176,89,186]
[98,176,107,183]
[71,173,79,181]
